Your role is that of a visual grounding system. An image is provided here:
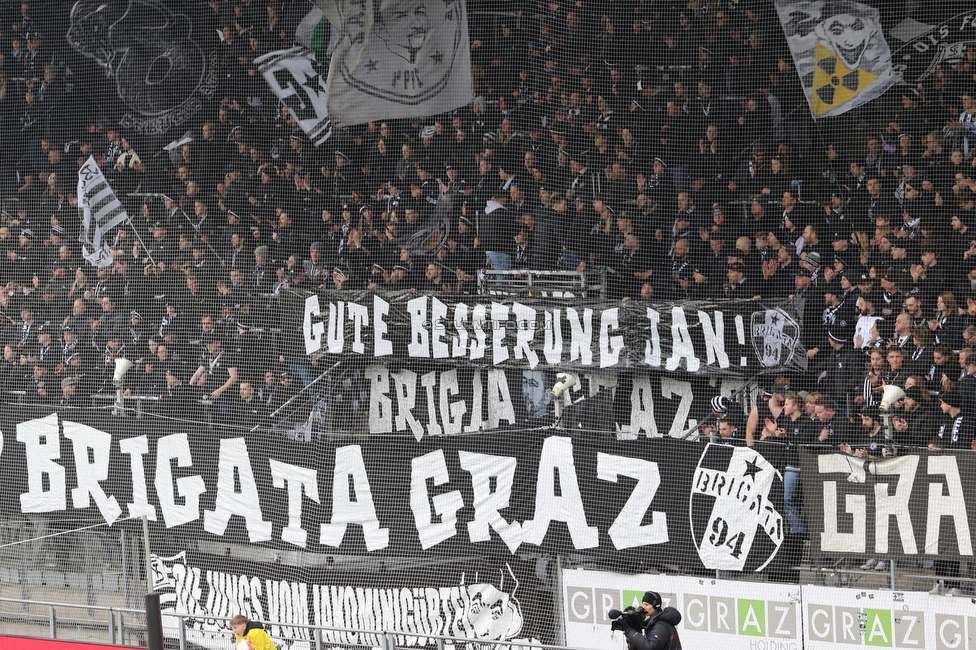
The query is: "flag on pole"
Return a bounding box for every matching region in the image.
[255,46,333,145]
[775,0,897,119]
[316,0,473,127]
[295,6,338,62]
[77,156,129,267]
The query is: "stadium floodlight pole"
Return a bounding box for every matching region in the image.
[143,514,164,650]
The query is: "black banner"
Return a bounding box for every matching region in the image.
[0,408,786,573]
[285,290,808,376]
[801,449,976,560]
[345,365,745,437]
[153,549,557,648]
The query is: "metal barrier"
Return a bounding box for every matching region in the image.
[481,268,608,300]
[0,597,146,647]
[163,612,584,650]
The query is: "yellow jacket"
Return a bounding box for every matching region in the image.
[235,625,277,650]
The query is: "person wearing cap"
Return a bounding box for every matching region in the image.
[610,590,682,650]
[937,390,975,450]
[59,375,83,408]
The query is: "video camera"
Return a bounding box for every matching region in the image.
[607,606,645,631]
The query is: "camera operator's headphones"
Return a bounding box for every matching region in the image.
[642,591,662,609]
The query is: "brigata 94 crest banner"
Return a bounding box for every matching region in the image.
[283,290,808,376]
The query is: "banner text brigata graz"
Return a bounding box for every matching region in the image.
[1,408,794,572]
[284,290,808,375]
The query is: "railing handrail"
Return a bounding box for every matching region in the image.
[0,596,145,616]
[163,611,593,650]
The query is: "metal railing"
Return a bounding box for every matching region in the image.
[481,268,608,300]
[163,612,583,650]
[0,597,146,646]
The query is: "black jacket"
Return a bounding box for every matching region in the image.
[623,607,682,650]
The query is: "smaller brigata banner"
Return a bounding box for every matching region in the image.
[285,290,808,376]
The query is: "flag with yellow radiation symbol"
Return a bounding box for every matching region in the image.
[775,0,897,119]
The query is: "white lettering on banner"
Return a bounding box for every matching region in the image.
[818,454,867,554]
[522,437,599,548]
[63,421,122,525]
[319,445,389,551]
[373,296,393,356]
[410,450,464,549]
[347,301,368,354]
[458,451,523,552]
[203,439,273,542]
[599,308,623,368]
[666,307,698,371]
[369,366,517,436]
[818,454,973,556]
[926,455,973,555]
[431,298,449,359]
[119,435,158,520]
[511,303,538,368]
[870,455,918,554]
[298,296,785,372]
[18,413,66,512]
[155,433,206,528]
[566,308,593,366]
[152,553,534,648]
[596,454,668,549]
[269,460,319,548]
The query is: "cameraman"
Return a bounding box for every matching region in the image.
[611,591,682,650]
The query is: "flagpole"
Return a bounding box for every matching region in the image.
[125,214,158,268]
[162,194,227,265]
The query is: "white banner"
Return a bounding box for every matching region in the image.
[317,0,473,127]
[800,584,976,649]
[256,46,333,145]
[774,0,897,118]
[562,569,802,650]
[77,156,129,267]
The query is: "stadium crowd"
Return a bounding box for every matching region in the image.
[0,0,974,465]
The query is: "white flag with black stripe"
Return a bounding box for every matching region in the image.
[256,46,333,145]
[78,156,129,267]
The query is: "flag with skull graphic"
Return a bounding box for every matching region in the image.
[775,0,897,118]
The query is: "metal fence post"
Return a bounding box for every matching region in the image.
[314,627,322,650]
[108,610,116,645]
[118,611,125,645]
[49,606,57,639]
[178,614,187,650]
[386,631,396,650]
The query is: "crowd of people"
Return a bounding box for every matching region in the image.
[0,1,974,455]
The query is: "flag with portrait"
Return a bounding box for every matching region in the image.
[316,0,473,127]
[775,0,898,118]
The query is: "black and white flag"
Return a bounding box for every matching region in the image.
[77,156,129,267]
[256,46,333,145]
[318,0,473,127]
